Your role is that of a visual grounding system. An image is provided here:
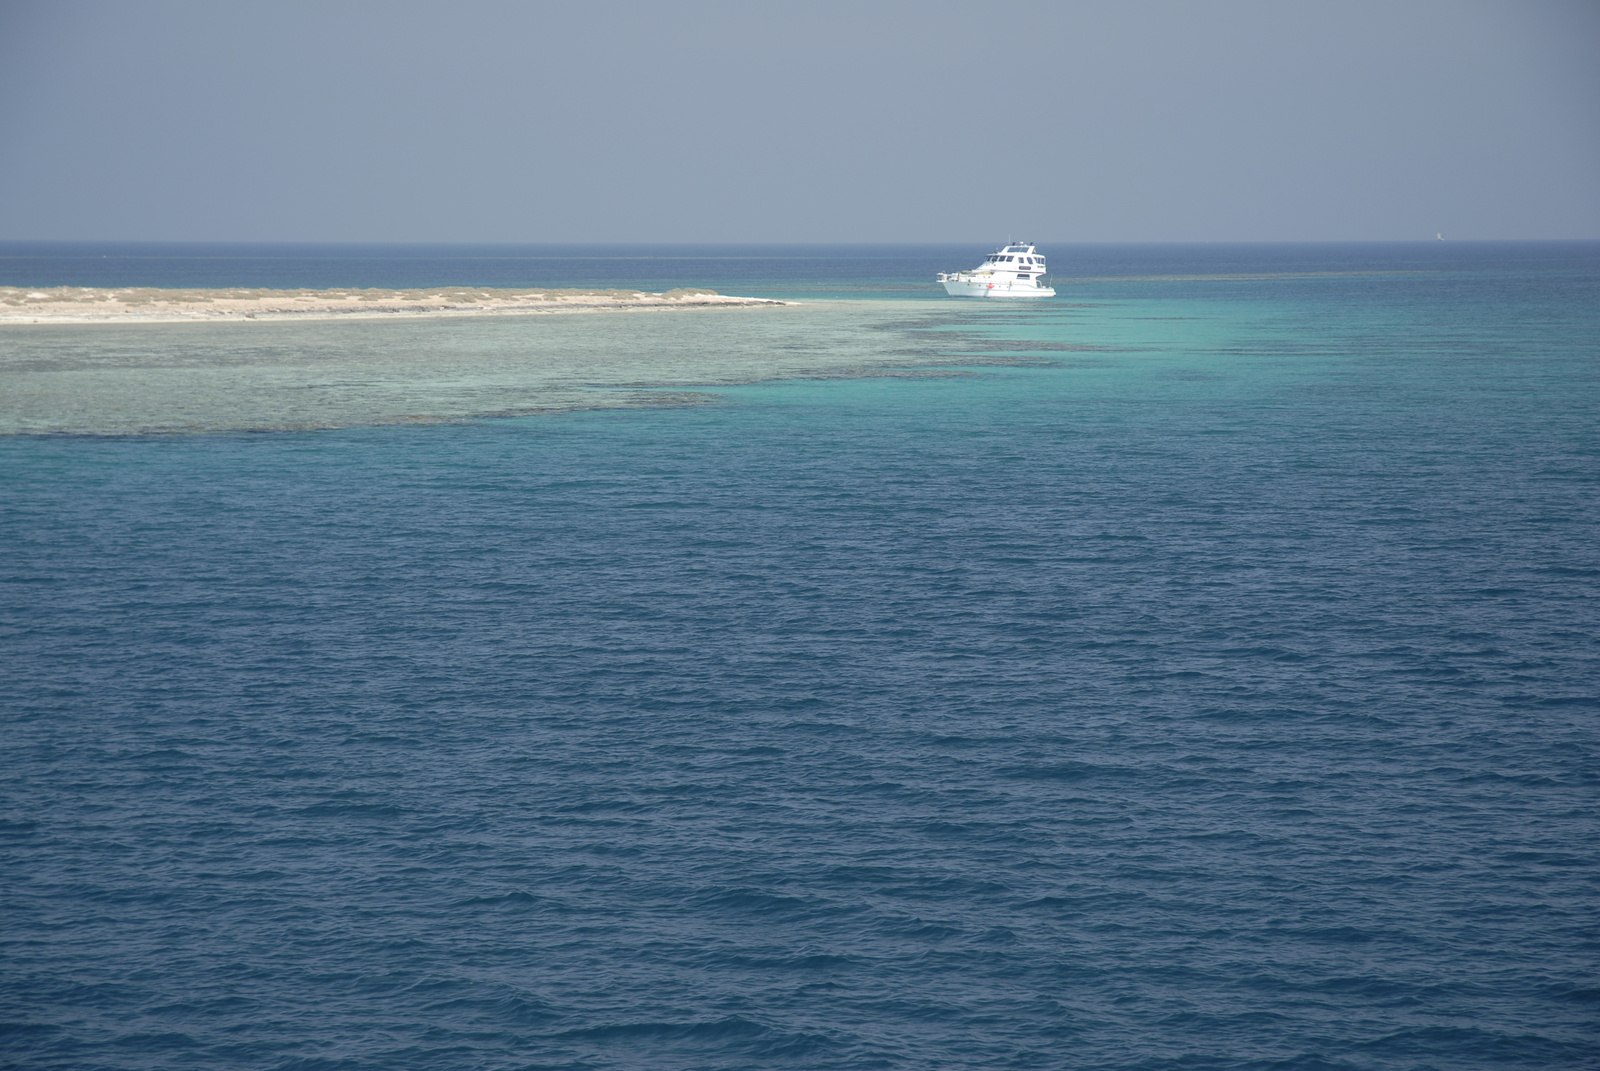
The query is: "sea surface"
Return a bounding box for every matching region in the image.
[2,242,1598,1069]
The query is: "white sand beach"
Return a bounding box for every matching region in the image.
[0,285,786,324]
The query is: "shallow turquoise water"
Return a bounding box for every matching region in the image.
[2,244,1598,1069]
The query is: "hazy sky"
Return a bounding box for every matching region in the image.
[2,0,1596,242]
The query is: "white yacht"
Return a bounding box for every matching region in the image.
[939,242,1056,298]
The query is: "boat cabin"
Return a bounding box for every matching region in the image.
[981,244,1046,271]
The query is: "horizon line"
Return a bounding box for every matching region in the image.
[4,237,1599,249]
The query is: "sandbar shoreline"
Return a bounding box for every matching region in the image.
[0,285,790,325]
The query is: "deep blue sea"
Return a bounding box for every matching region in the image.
[3,243,1598,1069]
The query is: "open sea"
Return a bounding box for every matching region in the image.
[2,242,1597,1070]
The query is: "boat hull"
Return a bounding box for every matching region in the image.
[940,276,1055,298]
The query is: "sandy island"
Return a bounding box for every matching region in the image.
[0,285,788,324]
